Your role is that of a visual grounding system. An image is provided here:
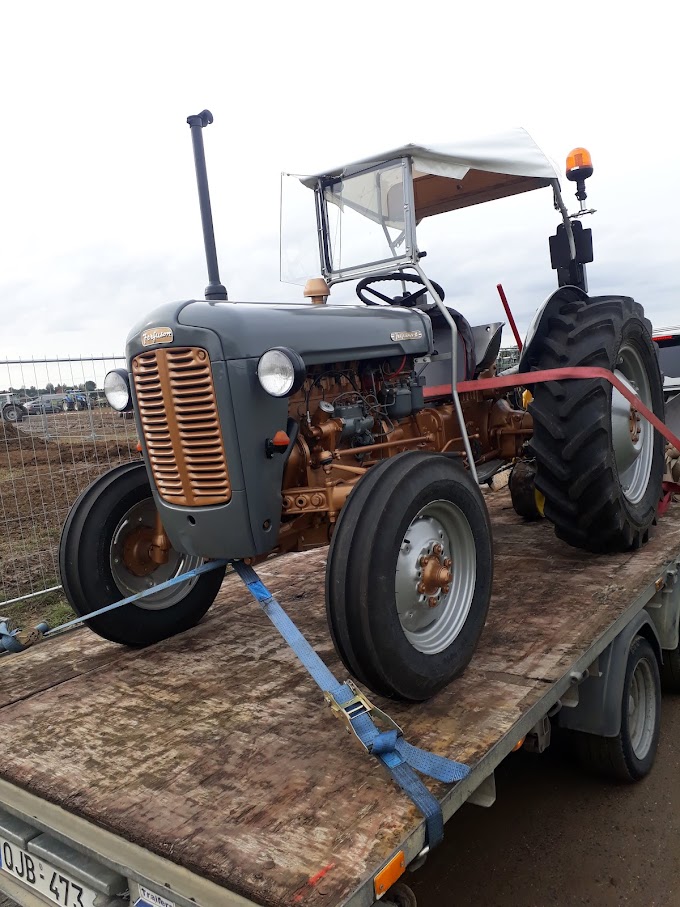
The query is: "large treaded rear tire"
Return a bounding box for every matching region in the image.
[528,295,664,552]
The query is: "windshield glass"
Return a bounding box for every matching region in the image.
[321,160,414,279]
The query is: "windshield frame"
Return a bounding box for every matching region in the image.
[314,157,419,285]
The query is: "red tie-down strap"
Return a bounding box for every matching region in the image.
[423,365,680,449]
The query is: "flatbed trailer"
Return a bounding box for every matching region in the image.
[1,488,680,907]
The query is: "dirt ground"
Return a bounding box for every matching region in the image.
[1,698,679,907]
[0,413,138,611]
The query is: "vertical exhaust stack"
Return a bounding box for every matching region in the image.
[186,110,228,301]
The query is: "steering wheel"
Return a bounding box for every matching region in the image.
[356,273,446,308]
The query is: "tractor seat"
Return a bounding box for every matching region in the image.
[421,306,504,398]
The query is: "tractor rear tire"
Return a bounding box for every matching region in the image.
[60,461,225,646]
[326,452,493,701]
[528,295,664,552]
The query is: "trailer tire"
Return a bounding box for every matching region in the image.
[528,295,664,552]
[60,462,225,646]
[660,645,680,693]
[383,882,418,907]
[573,636,661,782]
[326,451,493,701]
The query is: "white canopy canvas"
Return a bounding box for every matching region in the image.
[302,127,561,219]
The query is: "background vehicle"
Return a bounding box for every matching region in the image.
[23,394,68,415]
[653,327,680,401]
[59,114,665,703]
[62,392,90,412]
[0,393,26,423]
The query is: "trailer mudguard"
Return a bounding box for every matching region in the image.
[557,611,662,737]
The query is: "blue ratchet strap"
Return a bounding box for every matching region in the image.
[232,561,469,849]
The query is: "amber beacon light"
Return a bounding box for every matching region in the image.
[565,146,594,210]
[566,147,594,181]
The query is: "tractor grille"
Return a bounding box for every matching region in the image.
[132,347,231,506]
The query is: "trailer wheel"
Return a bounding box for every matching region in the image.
[529,295,664,552]
[383,882,417,907]
[660,645,680,693]
[59,461,225,646]
[326,452,493,701]
[573,636,661,782]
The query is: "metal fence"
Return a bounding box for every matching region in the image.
[0,357,137,609]
[498,346,520,371]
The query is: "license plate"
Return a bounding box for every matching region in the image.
[0,837,98,907]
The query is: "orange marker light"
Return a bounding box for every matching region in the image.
[272,430,290,448]
[374,851,406,899]
[566,147,593,181]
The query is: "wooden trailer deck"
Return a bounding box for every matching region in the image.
[1,489,680,907]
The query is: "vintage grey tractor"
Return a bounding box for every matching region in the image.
[60,112,664,701]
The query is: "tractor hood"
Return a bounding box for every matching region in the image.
[127,300,433,365]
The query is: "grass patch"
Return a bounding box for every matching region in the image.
[1,588,76,631]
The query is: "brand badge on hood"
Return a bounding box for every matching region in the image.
[141,327,174,346]
[390,330,422,342]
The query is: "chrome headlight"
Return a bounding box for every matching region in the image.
[257,347,305,397]
[104,369,132,412]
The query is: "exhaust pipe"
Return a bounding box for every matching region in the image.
[186,110,228,301]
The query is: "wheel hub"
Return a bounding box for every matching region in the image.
[628,657,656,760]
[628,405,641,444]
[417,548,453,606]
[395,500,476,655]
[122,526,157,577]
[611,342,654,505]
[110,499,202,610]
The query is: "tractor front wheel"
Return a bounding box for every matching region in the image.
[326,452,493,701]
[529,296,664,552]
[59,462,225,646]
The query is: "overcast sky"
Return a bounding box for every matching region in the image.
[1,0,678,366]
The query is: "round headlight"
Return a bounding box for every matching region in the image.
[104,369,132,412]
[257,347,305,397]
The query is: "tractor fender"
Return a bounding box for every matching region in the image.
[517,285,589,372]
[557,610,662,738]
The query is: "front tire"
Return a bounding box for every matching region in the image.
[326,452,493,701]
[529,295,664,552]
[59,462,225,646]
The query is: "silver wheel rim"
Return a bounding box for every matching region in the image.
[611,341,654,505]
[110,498,201,610]
[5,407,17,422]
[628,656,657,759]
[395,499,476,655]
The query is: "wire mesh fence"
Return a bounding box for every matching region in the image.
[497,346,520,371]
[0,357,138,610]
